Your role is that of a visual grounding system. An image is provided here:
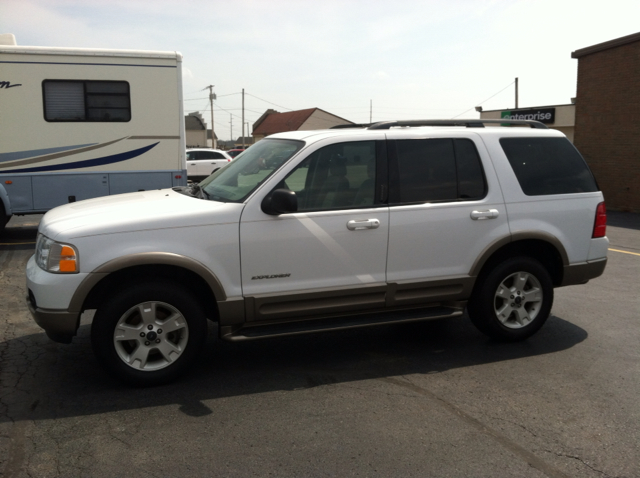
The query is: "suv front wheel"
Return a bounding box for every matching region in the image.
[468,257,553,341]
[91,281,208,386]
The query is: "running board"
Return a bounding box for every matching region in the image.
[221,306,464,342]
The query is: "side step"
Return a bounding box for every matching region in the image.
[221,305,464,342]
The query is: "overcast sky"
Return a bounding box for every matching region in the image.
[2,0,639,141]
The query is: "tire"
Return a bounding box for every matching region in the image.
[467,257,553,341]
[91,282,208,386]
[0,202,10,235]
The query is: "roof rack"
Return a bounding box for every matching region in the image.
[330,123,373,129]
[366,119,548,130]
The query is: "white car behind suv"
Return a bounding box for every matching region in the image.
[186,148,233,181]
[26,119,608,385]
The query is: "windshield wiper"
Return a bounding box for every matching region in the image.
[172,186,196,197]
[189,182,210,200]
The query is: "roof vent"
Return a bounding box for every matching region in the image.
[0,33,17,45]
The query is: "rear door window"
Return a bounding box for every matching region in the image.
[500,137,598,195]
[390,138,487,204]
[200,151,226,160]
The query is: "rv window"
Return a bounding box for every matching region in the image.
[43,80,131,122]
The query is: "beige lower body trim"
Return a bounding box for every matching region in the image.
[560,258,607,287]
[217,298,245,325]
[240,276,475,324]
[27,296,81,341]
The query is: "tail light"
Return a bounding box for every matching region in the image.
[592,202,607,238]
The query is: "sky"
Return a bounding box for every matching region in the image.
[2,0,639,142]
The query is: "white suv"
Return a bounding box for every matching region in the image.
[26,119,608,385]
[186,148,233,181]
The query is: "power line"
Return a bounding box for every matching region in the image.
[244,93,292,111]
[451,81,515,119]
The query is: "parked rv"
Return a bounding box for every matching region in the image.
[0,34,187,233]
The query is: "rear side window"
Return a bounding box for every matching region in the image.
[391,138,486,204]
[43,80,131,122]
[204,152,226,160]
[500,137,598,195]
[187,151,225,160]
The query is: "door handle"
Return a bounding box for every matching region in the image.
[347,219,380,230]
[470,209,499,220]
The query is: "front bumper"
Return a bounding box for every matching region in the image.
[27,293,80,343]
[26,254,87,343]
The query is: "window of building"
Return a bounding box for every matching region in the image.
[43,80,131,122]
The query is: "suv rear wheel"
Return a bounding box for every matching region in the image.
[468,257,553,341]
[91,282,207,386]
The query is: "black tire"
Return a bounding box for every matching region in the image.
[0,202,10,235]
[467,257,553,341]
[91,281,208,386]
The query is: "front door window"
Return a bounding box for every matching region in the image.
[282,141,378,211]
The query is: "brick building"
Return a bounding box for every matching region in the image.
[572,32,640,212]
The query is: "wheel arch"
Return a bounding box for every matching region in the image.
[0,184,11,216]
[72,253,225,321]
[470,232,568,287]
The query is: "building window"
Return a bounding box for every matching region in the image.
[43,80,131,122]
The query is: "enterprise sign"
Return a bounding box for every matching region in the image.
[501,108,556,124]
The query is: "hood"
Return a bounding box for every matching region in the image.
[41,188,244,240]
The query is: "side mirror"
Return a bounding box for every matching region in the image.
[261,189,298,215]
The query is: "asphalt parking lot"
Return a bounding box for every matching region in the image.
[1,212,639,478]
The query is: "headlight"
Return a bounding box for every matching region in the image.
[35,234,79,273]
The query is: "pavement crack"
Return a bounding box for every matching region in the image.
[381,376,571,478]
[485,414,539,438]
[2,420,27,478]
[548,451,611,477]
[108,429,133,448]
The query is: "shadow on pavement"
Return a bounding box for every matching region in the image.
[1,314,587,423]
[607,211,640,231]
[0,215,40,250]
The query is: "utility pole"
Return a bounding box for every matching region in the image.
[242,88,245,149]
[229,115,233,144]
[515,77,519,109]
[205,85,217,149]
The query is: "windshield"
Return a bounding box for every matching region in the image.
[200,139,304,202]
